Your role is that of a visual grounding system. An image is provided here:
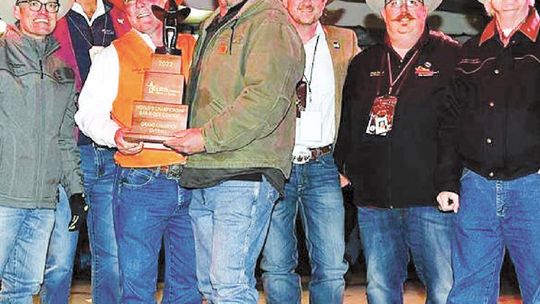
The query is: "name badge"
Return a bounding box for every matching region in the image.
[366,95,398,136]
[299,111,322,141]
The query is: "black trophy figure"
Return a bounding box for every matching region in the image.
[152,0,191,55]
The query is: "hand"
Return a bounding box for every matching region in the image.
[339,174,351,188]
[68,193,89,231]
[429,30,458,44]
[115,128,143,155]
[163,128,206,155]
[437,191,459,213]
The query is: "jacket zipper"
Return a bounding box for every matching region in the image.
[39,58,43,79]
[191,16,240,103]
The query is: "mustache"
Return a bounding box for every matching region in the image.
[297,3,314,11]
[392,13,415,21]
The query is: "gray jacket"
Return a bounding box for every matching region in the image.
[0,28,83,209]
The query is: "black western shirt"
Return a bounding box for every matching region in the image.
[437,7,540,194]
[334,29,460,208]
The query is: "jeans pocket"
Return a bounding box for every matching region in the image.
[460,168,473,181]
[120,169,155,188]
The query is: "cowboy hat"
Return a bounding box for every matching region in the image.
[366,0,443,14]
[0,0,73,24]
[108,0,214,24]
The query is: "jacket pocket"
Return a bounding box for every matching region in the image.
[208,98,225,113]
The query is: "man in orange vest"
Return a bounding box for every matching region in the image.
[75,0,203,302]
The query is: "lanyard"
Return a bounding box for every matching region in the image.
[303,35,320,104]
[376,49,420,96]
[68,13,109,47]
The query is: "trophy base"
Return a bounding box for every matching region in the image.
[123,132,177,144]
[155,47,181,56]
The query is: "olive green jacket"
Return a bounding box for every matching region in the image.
[185,0,305,177]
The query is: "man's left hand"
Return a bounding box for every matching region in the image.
[68,193,89,231]
[339,174,351,188]
[164,128,206,155]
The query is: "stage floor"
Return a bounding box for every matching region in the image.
[35,275,522,304]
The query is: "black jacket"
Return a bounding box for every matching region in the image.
[334,30,460,208]
[437,8,540,194]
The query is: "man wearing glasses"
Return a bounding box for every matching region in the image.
[0,0,86,302]
[334,0,459,303]
[259,0,359,302]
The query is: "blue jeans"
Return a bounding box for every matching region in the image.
[358,206,453,304]
[448,170,540,304]
[0,206,55,303]
[40,185,79,304]
[261,154,347,304]
[189,177,278,303]
[114,167,200,304]
[80,145,120,304]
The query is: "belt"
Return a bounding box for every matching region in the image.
[90,142,115,151]
[153,164,184,179]
[292,144,332,164]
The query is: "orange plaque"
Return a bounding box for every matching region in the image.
[125,53,188,144]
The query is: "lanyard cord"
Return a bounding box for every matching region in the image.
[303,35,320,104]
[68,12,109,47]
[386,50,419,96]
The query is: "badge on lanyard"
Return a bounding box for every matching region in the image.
[366,95,398,136]
[366,50,419,136]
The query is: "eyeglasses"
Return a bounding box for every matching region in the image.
[16,0,60,13]
[295,80,307,118]
[385,0,424,9]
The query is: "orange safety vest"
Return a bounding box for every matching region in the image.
[111,30,195,168]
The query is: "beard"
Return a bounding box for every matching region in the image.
[290,4,323,25]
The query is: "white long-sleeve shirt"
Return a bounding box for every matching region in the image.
[75,30,156,147]
[295,23,336,149]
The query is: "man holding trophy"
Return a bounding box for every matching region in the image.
[75,0,205,302]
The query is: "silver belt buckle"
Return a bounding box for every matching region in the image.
[166,164,183,179]
[292,148,312,165]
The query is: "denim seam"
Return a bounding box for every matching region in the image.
[238,183,261,285]
[483,245,502,304]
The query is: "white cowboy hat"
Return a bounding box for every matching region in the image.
[0,0,73,25]
[366,0,443,14]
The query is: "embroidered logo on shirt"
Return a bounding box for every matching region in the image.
[415,62,439,77]
[217,41,228,54]
[370,71,383,77]
[333,41,340,49]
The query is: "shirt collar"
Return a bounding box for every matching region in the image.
[134,29,156,51]
[479,6,540,46]
[305,22,325,46]
[71,0,108,26]
[384,25,430,59]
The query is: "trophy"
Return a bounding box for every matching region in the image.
[124,0,191,144]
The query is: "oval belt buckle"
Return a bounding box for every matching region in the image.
[293,151,312,165]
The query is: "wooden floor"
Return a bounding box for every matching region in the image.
[35,275,523,304]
